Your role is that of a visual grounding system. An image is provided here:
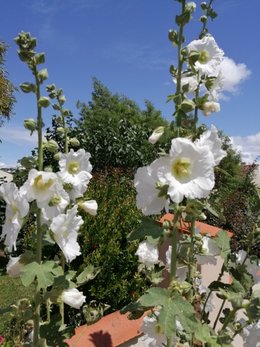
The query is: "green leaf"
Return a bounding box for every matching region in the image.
[21,261,57,290]
[246,290,260,320]
[139,287,168,307]
[128,217,163,243]
[76,265,100,286]
[214,230,230,262]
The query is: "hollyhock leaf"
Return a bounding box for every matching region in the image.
[128,217,162,243]
[139,287,168,307]
[214,230,230,262]
[21,261,56,290]
[120,301,144,315]
[76,265,100,286]
[246,291,260,320]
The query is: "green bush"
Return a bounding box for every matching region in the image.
[73,168,150,311]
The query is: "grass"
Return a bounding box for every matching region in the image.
[0,275,34,334]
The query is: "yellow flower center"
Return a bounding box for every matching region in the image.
[34,175,53,191]
[68,161,80,175]
[172,157,192,180]
[198,50,209,64]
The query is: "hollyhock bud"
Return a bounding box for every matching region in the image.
[62,288,86,309]
[44,140,59,153]
[69,137,80,147]
[148,126,164,144]
[24,118,37,133]
[79,200,98,216]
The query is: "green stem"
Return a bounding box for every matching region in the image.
[187,219,195,284]
[33,65,44,346]
[213,298,226,330]
[60,101,68,154]
[175,0,186,133]
[170,208,180,281]
[220,307,237,333]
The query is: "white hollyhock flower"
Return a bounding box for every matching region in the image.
[157,138,215,203]
[41,186,70,222]
[196,236,220,265]
[0,182,29,251]
[50,206,83,262]
[6,256,23,277]
[79,200,98,216]
[59,149,92,191]
[21,169,59,207]
[148,126,164,144]
[187,35,224,76]
[236,250,260,285]
[202,101,220,116]
[134,160,169,216]
[135,240,159,268]
[139,314,167,347]
[62,288,86,309]
[196,125,227,165]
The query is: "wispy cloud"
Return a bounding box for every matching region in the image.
[0,126,37,145]
[230,132,260,164]
[220,57,251,98]
[28,0,106,14]
[106,42,173,70]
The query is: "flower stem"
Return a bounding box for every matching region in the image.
[187,219,195,285]
[213,298,226,330]
[33,65,44,346]
[170,208,180,281]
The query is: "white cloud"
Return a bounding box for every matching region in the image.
[220,57,251,97]
[230,132,260,164]
[0,126,37,145]
[0,162,6,168]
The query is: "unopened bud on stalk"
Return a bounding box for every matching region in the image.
[180,99,195,113]
[69,137,80,147]
[44,140,59,153]
[78,200,98,216]
[57,127,65,136]
[54,152,62,161]
[24,118,37,133]
[200,15,207,24]
[148,126,164,144]
[185,2,196,13]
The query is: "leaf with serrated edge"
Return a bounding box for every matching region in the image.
[128,217,162,242]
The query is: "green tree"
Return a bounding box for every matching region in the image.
[74,78,171,170]
[0,41,15,125]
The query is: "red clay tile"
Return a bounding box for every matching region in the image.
[67,310,144,347]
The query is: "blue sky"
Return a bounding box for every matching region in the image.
[0,0,259,167]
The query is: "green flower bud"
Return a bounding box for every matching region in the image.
[24,118,37,133]
[20,82,36,93]
[62,109,70,117]
[168,30,178,45]
[180,99,195,113]
[69,137,80,147]
[34,52,45,65]
[201,2,207,10]
[59,95,66,105]
[37,68,48,83]
[46,84,56,92]
[54,152,62,161]
[44,140,59,153]
[38,97,50,108]
[200,15,207,24]
[185,2,196,13]
[57,127,65,136]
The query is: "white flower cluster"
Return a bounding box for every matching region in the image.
[0,149,98,263]
[135,125,226,215]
